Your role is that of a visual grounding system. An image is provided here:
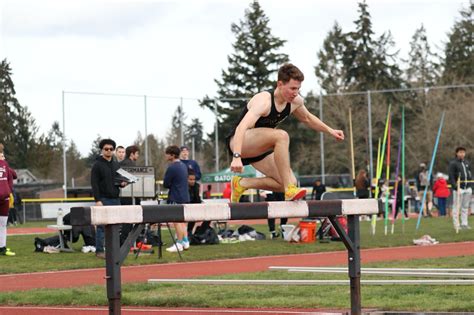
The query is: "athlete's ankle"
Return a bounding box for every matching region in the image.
[239,178,247,189]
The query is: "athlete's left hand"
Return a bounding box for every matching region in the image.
[331,129,345,141]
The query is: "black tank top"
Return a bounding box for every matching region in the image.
[229,90,291,136]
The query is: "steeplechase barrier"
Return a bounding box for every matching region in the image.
[71,199,380,315]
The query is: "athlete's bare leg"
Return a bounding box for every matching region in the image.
[230,128,293,189]
[238,153,297,192]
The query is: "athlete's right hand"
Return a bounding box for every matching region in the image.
[231,158,244,173]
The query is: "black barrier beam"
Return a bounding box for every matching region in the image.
[328,215,361,314]
[105,224,121,315]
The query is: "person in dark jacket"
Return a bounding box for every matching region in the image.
[355,170,370,199]
[90,138,126,258]
[186,169,210,236]
[163,145,190,252]
[448,146,472,230]
[180,146,202,181]
[415,162,433,217]
[311,179,326,200]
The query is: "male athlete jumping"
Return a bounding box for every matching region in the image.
[227,63,345,202]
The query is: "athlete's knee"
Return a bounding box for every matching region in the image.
[274,129,289,143]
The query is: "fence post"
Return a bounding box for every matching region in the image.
[319,91,325,184]
[367,90,373,197]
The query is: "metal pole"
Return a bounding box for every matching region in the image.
[22,201,26,224]
[367,91,374,197]
[62,91,67,199]
[144,95,149,165]
[319,91,325,184]
[105,224,122,315]
[180,97,184,146]
[214,101,219,172]
[348,215,361,314]
[192,137,195,160]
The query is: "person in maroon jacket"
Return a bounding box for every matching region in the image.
[433,173,451,217]
[0,146,16,256]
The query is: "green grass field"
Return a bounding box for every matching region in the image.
[3,216,473,274]
[0,255,473,311]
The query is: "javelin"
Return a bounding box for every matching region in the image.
[371,104,391,235]
[416,111,446,230]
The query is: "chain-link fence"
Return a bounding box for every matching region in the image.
[300,84,474,184]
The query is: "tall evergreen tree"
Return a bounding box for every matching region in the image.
[200,0,288,170]
[166,106,187,146]
[86,135,102,167]
[442,3,474,84]
[184,118,204,152]
[405,25,441,87]
[315,22,347,94]
[0,59,38,168]
[204,0,288,132]
[30,122,64,180]
[342,1,402,91]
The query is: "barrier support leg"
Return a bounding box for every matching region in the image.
[105,224,121,315]
[329,215,361,314]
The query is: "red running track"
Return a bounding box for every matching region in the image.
[1,241,473,292]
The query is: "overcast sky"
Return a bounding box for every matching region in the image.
[1,0,468,156]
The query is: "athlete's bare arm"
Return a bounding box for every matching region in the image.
[230,92,271,173]
[291,97,345,141]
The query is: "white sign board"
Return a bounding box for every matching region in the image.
[120,166,156,198]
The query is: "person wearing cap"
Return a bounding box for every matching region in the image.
[415,162,433,217]
[448,146,472,229]
[179,146,201,181]
[432,173,450,217]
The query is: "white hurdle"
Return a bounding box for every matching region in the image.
[71,199,381,315]
[269,266,474,278]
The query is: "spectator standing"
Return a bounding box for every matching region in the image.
[311,179,326,200]
[448,146,472,230]
[204,184,212,199]
[119,145,140,245]
[180,146,202,181]
[416,163,433,217]
[393,176,409,219]
[91,139,125,259]
[115,146,126,163]
[7,190,20,226]
[163,145,191,252]
[355,170,370,199]
[432,173,450,217]
[0,146,16,256]
[222,182,231,199]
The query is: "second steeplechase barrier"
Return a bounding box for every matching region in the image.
[71,199,381,315]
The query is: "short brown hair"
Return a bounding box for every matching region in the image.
[126,145,140,158]
[165,145,180,158]
[278,63,304,83]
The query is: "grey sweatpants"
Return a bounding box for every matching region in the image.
[0,216,7,248]
[452,187,472,228]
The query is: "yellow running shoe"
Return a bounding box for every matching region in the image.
[0,248,16,256]
[231,176,247,203]
[285,184,307,201]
